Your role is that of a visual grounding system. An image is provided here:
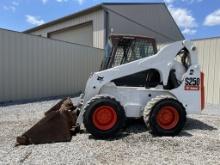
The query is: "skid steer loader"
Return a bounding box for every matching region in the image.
[16,34,205,145]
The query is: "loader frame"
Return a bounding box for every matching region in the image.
[76,40,202,125]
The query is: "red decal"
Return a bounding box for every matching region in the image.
[184,85,200,91]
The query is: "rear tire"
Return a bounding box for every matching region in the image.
[143,96,186,136]
[83,95,126,139]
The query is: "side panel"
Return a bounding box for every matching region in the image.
[171,65,201,114]
[100,64,202,117]
[100,85,172,118]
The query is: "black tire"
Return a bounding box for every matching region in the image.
[83,95,126,139]
[143,96,186,136]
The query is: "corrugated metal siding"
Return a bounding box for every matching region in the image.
[30,10,105,49]
[105,4,184,44]
[0,29,104,103]
[194,38,220,104]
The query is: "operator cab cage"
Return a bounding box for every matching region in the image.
[101,34,157,70]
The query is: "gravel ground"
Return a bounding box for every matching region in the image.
[0,98,220,165]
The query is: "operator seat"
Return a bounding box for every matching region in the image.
[145,69,161,88]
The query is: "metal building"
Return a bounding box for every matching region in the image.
[25,3,184,49]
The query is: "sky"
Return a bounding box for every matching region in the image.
[0,0,220,40]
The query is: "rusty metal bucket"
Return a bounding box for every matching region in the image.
[16,98,79,146]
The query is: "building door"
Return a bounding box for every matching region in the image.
[48,22,93,47]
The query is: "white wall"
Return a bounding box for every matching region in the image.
[0,29,104,103]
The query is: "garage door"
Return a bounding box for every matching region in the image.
[48,22,93,47]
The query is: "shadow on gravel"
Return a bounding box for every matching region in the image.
[88,117,217,141]
[88,118,147,140]
[178,131,193,137]
[123,118,147,133]
[184,118,217,131]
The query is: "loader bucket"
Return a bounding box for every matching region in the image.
[44,97,76,116]
[16,98,78,146]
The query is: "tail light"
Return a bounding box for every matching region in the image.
[201,72,205,110]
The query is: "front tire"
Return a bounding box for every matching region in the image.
[83,95,126,139]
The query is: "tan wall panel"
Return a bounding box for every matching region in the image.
[194,38,220,104]
[30,10,105,49]
[48,22,93,46]
[214,39,220,104]
[0,29,104,103]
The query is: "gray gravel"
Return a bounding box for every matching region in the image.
[0,98,220,165]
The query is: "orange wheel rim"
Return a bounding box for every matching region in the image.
[156,106,179,130]
[92,105,117,131]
